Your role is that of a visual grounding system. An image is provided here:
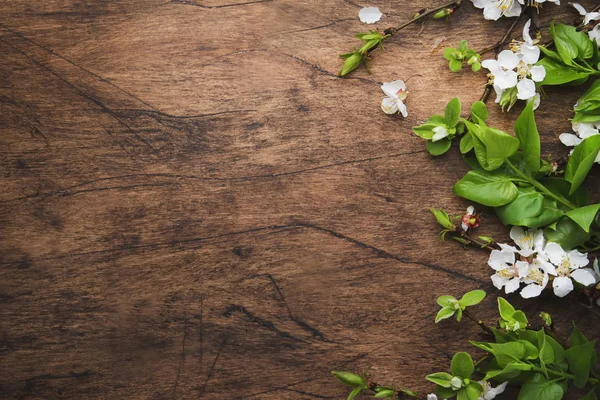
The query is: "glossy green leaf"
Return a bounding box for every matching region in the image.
[514,101,541,172]
[453,170,519,207]
[426,372,453,388]
[451,352,474,379]
[565,135,600,194]
[427,138,452,156]
[460,132,474,154]
[445,97,461,128]
[545,217,591,250]
[538,57,590,86]
[566,340,596,388]
[436,306,456,323]
[517,378,564,400]
[495,187,545,227]
[459,290,486,307]
[565,203,600,232]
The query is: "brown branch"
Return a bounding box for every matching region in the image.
[463,309,495,335]
[385,1,463,36]
[479,14,523,56]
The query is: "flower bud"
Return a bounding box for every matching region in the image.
[433,8,452,19]
[331,371,364,387]
[430,209,456,230]
[450,376,463,390]
[339,53,363,77]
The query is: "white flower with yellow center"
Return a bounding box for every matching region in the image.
[381,80,408,117]
[543,242,596,297]
[471,0,522,20]
[489,248,529,293]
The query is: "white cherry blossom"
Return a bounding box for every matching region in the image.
[381,80,408,117]
[478,381,508,400]
[489,248,529,294]
[543,242,595,297]
[471,0,522,21]
[359,7,383,24]
[559,121,600,164]
[573,3,600,44]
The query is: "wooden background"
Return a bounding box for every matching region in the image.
[1,0,599,399]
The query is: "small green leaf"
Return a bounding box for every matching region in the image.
[498,297,516,320]
[436,306,456,323]
[449,58,463,72]
[451,352,474,379]
[426,372,453,388]
[347,386,363,400]
[427,138,452,156]
[445,97,462,128]
[514,100,541,172]
[339,53,363,77]
[459,290,486,307]
[430,209,456,230]
[470,101,488,123]
[437,295,458,307]
[331,371,364,387]
[565,135,600,194]
[460,132,474,154]
[373,389,395,398]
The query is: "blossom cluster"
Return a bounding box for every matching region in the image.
[488,227,599,299]
[471,0,559,21]
[482,20,545,108]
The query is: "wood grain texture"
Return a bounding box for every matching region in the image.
[0,1,598,399]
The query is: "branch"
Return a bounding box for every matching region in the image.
[384,1,463,36]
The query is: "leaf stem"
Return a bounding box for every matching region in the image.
[505,160,576,210]
[530,365,600,385]
[386,1,463,35]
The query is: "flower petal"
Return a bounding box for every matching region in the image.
[491,274,508,290]
[504,1,522,17]
[559,133,582,147]
[553,276,574,297]
[483,3,503,20]
[381,96,399,114]
[431,126,449,142]
[572,3,587,16]
[498,50,520,70]
[520,44,540,64]
[505,277,521,294]
[567,249,589,269]
[359,7,383,24]
[530,65,546,82]
[495,70,518,90]
[397,99,408,118]
[571,268,597,286]
[522,19,533,44]
[545,242,565,265]
[381,80,405,98]
[517,78,536,100]
[521,283,544,299]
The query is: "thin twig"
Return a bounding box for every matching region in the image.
[463,309,495,335]
[479,14,523,56]
[385,1,463,36]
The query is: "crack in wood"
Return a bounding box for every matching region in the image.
[170,0,273,9]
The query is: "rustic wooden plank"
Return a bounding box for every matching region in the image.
[1,0,599,399]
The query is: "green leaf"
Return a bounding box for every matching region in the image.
[437,295,458,307]
[339,53,363,77]
[347,386,363,400]
[470,101,488,123]
[552,22,579,65]
[453,170,519,207]
[517,378,564,400]
[498,297,516,320]
[571,323,591,347]
[483,361,532,381]
[431,209,456,230]
[555,23,595,60]
[545,217,590,250]
[514,101,541,172]
[436,306,456,323]
[471,340,538,367]
[332,371,364,387]
[460,132,474,154]
[565,134,600,194]
[445,97,461,128]
[436,385,457,399]
[427,138,452,156]
[451,352,474,379]
[538,57,590,86]
[459,290,486,307]
[426,372,453,388]
[566,340,596,388]
[461,382,483,400]
[545,335,566,363]
[565,204,600,233]
[374,389,395,398]
[449,58,463,72]
[495,187,545,227]
[580,389,599,400]
[468,123,520,171]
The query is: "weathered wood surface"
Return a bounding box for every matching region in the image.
[1,1,599,399]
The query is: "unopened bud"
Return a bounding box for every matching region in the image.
[433,8,452,19]
[339,53,363,77]
[331,371,364,387]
